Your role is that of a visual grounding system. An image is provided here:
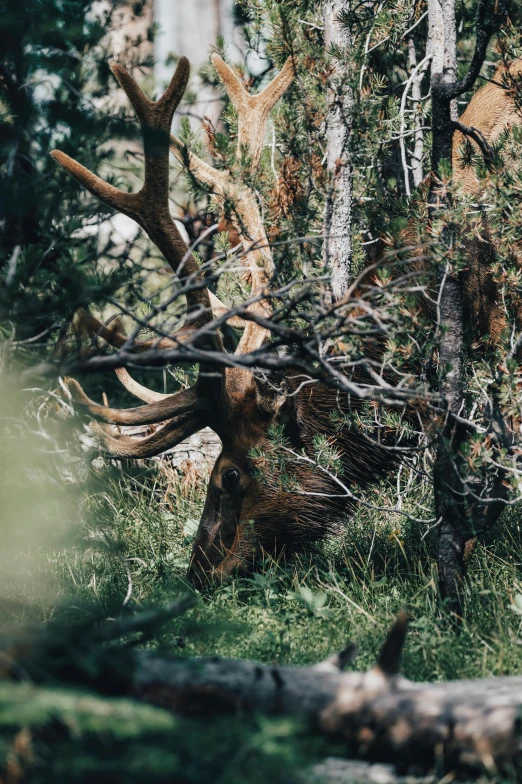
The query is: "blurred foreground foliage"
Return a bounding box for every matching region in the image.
[0,375,334,782]
[0,683,326,783]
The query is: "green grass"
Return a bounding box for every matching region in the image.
[7,456,522,685]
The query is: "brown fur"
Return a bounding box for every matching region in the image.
[453,60,522,342]
[452,60,522,194]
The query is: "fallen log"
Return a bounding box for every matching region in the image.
[133,614,522,777]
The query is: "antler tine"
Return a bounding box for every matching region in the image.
[170,135,227,189]
[109,62,152,121]
[68,308,205,409]
[65,377,200,426]
[208,291,247,329]
[115,368,170,403]
[91,414,203,459]
[211,55,249,113]
[211,54,294,167]
[110,59,189,201]
[255,58,295,115]
[73,308,180,352]
[50,151,140,218]
[110,57,189,126]
[74,305,243,374]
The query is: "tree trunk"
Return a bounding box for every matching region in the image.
[407,37,428,188]
[427,0,510,609]
[428,0,469,611]
[433,273,468,607]
[323,0,353,302]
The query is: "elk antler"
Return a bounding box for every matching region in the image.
[212,54,294,168]
[51,59,229,455]
[52,59,212,333]
[51,54,294,457]
[170,55,295,392]
[65,378,201,426]
[90,415,203,459]
[114,367,171,403]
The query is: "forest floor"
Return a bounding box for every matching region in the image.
[2,453,522,781]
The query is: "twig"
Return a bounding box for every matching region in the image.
[453,120,494,162]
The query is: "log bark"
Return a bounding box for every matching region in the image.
[132,615,522,776]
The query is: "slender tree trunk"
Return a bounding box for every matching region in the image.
[427,0,469,611]
[407,37,427,188]
[323,0,353,302]
[433,275,468,607]
[427,0,509,610]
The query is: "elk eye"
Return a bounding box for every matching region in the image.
[222,468,240,492]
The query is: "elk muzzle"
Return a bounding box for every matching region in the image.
[187,467,250,587]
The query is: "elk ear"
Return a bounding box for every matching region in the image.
[253,370,289,415]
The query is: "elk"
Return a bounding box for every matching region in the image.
[51,54,522,586]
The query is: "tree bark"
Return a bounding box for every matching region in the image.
[428,0,510,610]
[323,0,353,302]
[428,0,468,611]
[407,37,428,188]
[433,274,468,607]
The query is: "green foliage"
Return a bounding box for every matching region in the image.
[249,423,303,492]
[312,434,344,475]
[214,230,232,255]
[0,682,326,782]
[289,586,330,617]
[0,0,154,350]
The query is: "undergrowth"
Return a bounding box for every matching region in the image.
[5,455,522,684]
